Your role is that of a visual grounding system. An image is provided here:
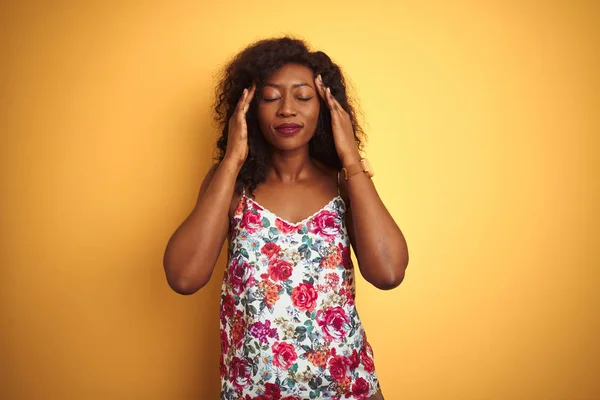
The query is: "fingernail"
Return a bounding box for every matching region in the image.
[327,87,331,94]
[318,74,323,83]
[243,88,248,95]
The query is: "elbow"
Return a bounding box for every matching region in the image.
[369,255,409,291]
[372,268,405,290]
[166,275,206,295]
[164,262,211,296]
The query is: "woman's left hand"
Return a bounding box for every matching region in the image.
[314,74,361,166]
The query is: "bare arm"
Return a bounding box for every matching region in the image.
[163,160,240,294]
[342,168,409,290]
[315,75,408,290]
[163,85,256,295]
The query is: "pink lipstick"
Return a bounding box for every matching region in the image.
[275,123,302,136]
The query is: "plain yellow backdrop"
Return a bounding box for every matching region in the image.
[1,0,599,399]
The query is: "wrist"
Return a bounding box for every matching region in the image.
[221,154,244,172]
[339,149,361,167]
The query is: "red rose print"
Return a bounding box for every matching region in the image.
[230,356,252,390]
[228,258,250,294]
[317,306,350,341]
[230,310,246,349]
[348,349,360,369]
[267,259,293,281]
[352,377,370,396]
[261,382,281,399]
[338,243,352,269]
[328,354,349,381]
[361,347,375,373]
[222,294,236,320]
[291,283,318,312]
[275,218,298,234]
[261,242,281,259]
[220,353,226,378]
[220,328,229,354]
[272,341,298,369]
[307,210,339,239]
[241,210,262,233]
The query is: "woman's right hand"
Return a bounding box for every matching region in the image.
[224,84,256,167]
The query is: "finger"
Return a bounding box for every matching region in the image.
[325,86,340,111]
[314,75,327,100]
[234,88,248,116]
[315,75,337,111]
[327,88,349,117]
[243,84,256,114]
[315,75,335,110]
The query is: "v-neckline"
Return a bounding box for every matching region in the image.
[243,195,343,227]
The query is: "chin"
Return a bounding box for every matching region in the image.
[266,131,314,151]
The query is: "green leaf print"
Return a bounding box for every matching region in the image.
[295,326,307,342]
[269,227,279,236]
[240,248,249,259]
[302,235,312,245]
[247,304,257,316]
[283,377,295,388]
[302,225,308,234]
[262,217,270,227]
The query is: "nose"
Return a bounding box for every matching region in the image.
[277,95,296,117]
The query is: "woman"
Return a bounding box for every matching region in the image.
[164,37,408,400]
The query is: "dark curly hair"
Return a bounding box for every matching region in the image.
[213,36,365,195]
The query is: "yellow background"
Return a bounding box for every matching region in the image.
[1,1,598,399]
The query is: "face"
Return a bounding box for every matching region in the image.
[257,63,320,152]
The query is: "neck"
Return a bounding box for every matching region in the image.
[267,146,315,183]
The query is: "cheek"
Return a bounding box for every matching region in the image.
[257,105,269,122]
[257,106,273,131]
[302,102,321,127]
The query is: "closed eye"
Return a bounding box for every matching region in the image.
[262,97,313,102]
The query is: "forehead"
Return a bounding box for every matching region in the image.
[265,64,314,84]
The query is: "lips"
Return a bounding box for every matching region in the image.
[275,123,303,136]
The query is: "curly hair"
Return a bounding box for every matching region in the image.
[213,36,365,195]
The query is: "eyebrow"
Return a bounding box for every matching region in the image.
[263,83,313,89]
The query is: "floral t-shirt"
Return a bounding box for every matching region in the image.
[220,192,380,400]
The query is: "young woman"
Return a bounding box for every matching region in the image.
[164,37,409,400]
